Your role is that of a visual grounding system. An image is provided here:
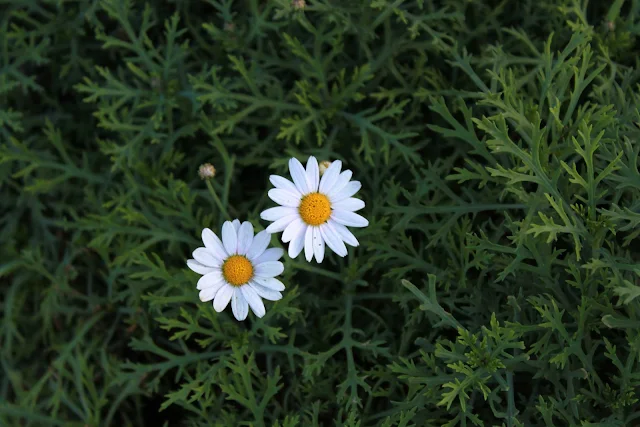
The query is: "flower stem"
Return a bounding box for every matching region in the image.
[206,180,231,221]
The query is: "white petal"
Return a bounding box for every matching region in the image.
[221,221,238,254]
[331,210,369,228]
[213,284,234,312]
[269,175,302,196]
[289,157,309,194]
[268,189,301,208]
[306,156,319,192]
[330,181,361,203]
[330,220,359,247]
[320,223,348,257]
[187,259,214,275]
[319,160,342,194]
[254,261,284,277]
[333,197,365,212]
[252,248,284,265]
[236,221,254,255]
[231,288,249,321]
[192,248,222,268]
[198,277,226,301]
[201,228,227,258]
[196,270,225,290]
[198,287,217,302]
[313,226,325,262]
[252,276,285,291]
[241,285,266,318]
[282,218,305,243]
[247,230,270,260]
[232,219,241,232]
[260,206,297,222]
[249,281,282,301]
[265,214,298,234]
[288,227,306,259]
[327,170,353,198]
[304,225,314,262]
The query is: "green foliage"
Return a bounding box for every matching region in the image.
[2,0,640,425]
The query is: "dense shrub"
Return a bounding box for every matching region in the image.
[2,0,640,425]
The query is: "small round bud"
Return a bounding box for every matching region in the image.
[319,160,332,176]
[198,163,216,180]
[292,0,306,10]
[224,22,235,32]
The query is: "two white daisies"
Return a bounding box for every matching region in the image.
[186,156,368,321]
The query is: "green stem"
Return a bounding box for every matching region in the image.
[206,180,231,221]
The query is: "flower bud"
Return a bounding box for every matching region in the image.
[198,163,216,180]
[319,160,331,176]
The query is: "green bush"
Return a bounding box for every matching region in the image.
[2,0,640,425]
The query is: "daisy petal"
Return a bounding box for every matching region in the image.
[254,261,284,277]
[252,276,285,291]
[213,284,234,312]
[327,170,353,198]
[232,219,241,232]
[247,230,270,260]
[288,227,306,258]
[260,206,297,222]
[187,259,215,275]
[313,226,325,262]
[282,218,305,243]
[331,210,369,227]
[304,225,314,262]
[306,156,319,192]
[265,214,298,233]
[236,221,254,255]
[241,285,266,318]
[231,288,249,321]
[221,221,238,254]
[320,223,348,257]
[198,287,217,302]
[249,281,282,301]
[268,189,301,208]
[198,277,226,301]
[319,160,342,194]
[333,197,365,212]
[289,157,309,194]
[252,248,284,265]
[331,181,362,203]
[269,175,302,196]
[330,220,360,247]
[192,248,222,268]
[196,270,225,290]
[202,228,227,258]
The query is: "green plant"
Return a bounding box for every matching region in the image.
[2,0,640,425]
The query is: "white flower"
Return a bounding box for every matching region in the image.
[260,156,368,262]
[187,219,285,321]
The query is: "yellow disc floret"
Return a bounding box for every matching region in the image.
[222,255,254,286]
[299,192,332,226]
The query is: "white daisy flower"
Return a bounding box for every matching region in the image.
[260,156,368,262]
[186,219,285,321]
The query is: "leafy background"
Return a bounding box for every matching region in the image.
[2,0,640,426]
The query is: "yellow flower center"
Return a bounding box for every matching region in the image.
[222,255,253,286]
[299,192,332,226]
